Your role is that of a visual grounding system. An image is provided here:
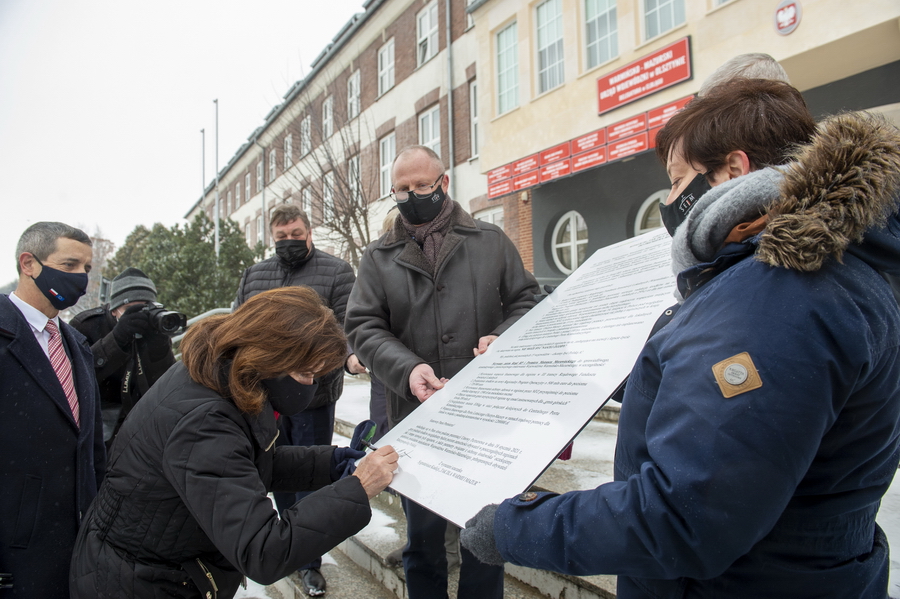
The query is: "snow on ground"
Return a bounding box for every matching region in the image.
[337,375,900,592]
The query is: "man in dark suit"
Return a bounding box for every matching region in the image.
[0,222,105,596]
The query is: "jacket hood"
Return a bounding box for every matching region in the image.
[758,112,900,271]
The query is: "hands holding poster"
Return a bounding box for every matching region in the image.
[376,228,676,527]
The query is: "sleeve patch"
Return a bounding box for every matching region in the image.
[712,352,763,398]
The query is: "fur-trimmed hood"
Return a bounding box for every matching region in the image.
[758,112,900,271]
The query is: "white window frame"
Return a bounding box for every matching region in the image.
[323,172,335,222]
[283,135,293,169]
[469,80,479,158]
[256,162,263,192]
[635,190,667,235]
[643,0,685,41]
[419,105,441,156]
[268,149,276,182]
[466,0,475,29]
[347,71,360,120]
[244,173,251,200]
[496,22,519,115]
[256,215,264,245]
[226,191,232,215]
[348,155,360,205]
[379,133,396,198]
[378,39,395,96]
[417,1,439,66]
[536,0,565,94]
[551,210,589,275]
[300,116,311,156]
[234,183,240,207]
[245,223,252,245]
[301,187,312,215]
[322,96,333,139]
[585,0,617,70]
[474,206,503,231]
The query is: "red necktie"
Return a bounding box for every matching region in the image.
[45,319,80,428]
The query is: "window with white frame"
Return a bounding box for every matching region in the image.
[419,106,440,155]
[300,116,311,156]
[284,135,293,169]
[347,71,360,120]
[256,215,264,246]
[378,39,395,96]
[256,162,263,192]
[245,223,252,245]
[417,2,438,66]
[322,96,333,139]
[474,206,503,231]
[536,0,565,93]
[469,80,479,157]
[586,0,617,69]
[644,0,685,40]
[348,155,360,205]
[244,174,250,201]
[496,22,518,115]
[301,187,312,215]
[226,191,232,215]
[552,210,588,274]
[635,190,666,235]
[269,149,276,181]
[323,172,335,222]
[379,133,395,197]
[234,183,240,207]
[466,0,475,29]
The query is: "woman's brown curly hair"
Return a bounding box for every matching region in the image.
[180,286,347,414]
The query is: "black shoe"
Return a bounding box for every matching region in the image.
[299,568,326,597]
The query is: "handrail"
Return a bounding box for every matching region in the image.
[171,307,232,355]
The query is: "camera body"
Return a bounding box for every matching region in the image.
[141,302,187,336]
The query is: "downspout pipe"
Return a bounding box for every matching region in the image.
[445,0,455,186]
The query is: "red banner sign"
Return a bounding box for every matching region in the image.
[488,179,513,199]
[608,133,649,161]
[608,114,648,143]
[540,142,571,166]
[597,37,692,115]
[571,129,606,154]
[648,126,663,149]
[512,154,539,176]
[572,147,608,173]
[486,164,511,185]
[647,96,693,129]
[513,170,540,190]
[539,159,572,183]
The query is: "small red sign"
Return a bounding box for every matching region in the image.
[571,129,606,154]
[608,114,648,143]
[488,179,513,199]
[597,37,692,115]
[647,96,693,128]
[512,154,540,176]
[648,126,663,149]
[608,133,649,161]
[540,142,571,166]
[486,164,511,185]
[572,147,607,173]
[539,159,572,183]
[513,170,540,190]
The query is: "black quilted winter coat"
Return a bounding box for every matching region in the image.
[69,362,371,598]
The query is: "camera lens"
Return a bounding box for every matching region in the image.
[158,312,182,335]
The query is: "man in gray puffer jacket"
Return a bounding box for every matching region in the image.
[232,203,364,595]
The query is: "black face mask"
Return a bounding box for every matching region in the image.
[261,376,319,416]
[31,256,89,310]
[396,183,446,226]
[659,172,713,237]
[275,239,310,268]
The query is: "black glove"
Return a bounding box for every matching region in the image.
[460,504,505,566]
[112,304,152,350]
[330,446,366,481]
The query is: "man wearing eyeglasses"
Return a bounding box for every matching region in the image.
[345,145,539,599]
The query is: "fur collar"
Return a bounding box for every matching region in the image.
[758,112,900,271]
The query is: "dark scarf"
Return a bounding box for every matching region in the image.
[401,198,456,268]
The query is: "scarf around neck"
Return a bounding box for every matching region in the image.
[401,197,456,269]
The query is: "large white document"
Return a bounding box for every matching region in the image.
[377,228,676,527]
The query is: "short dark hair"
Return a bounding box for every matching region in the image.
[15,222,92,274]
[656,78,816,173]
[270,203,310,231]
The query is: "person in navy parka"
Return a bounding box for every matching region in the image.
[461,79,900,598]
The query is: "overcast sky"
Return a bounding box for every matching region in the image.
[0,0,364,285]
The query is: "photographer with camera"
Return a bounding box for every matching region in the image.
[71,267,179,448]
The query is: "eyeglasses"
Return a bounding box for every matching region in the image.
[390,174,444,202]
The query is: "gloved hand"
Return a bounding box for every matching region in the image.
[460,504,504,566]
[112,304,152,350]
[330,446,366,481]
